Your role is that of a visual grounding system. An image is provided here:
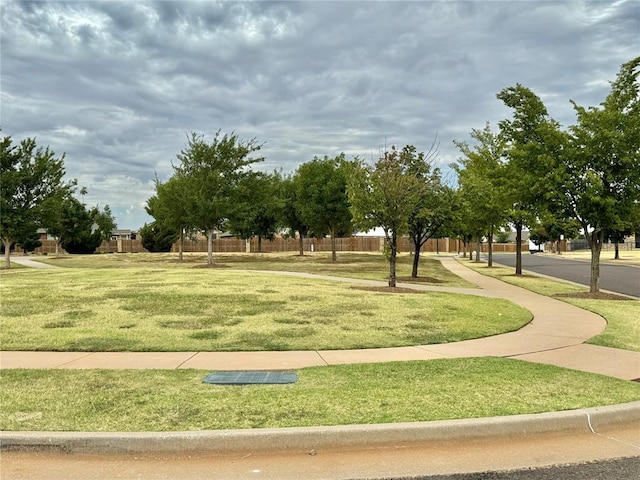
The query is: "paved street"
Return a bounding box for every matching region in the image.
[491,253,640,298]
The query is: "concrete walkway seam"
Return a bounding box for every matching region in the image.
[1,402,638,455]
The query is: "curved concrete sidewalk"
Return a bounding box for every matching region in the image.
[2,256,638,380]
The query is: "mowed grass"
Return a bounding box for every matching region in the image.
[0,263,530,351]
[462,260,640,352]
[34,251,475,286]
[2,358,639,432]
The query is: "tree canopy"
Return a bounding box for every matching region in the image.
[1,136,72,267]
[349,145,428,287]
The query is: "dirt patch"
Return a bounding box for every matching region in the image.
[396,276,444,284]
[351,286,423,294]
[554,292,632,301]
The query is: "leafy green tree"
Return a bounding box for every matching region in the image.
[349,146,428,287]
[294,154,354,262]
[558,57,640,291]
[453,123,508,267]
[41,185,83,256]
[393,141,455,277]
[15,228,42,254]
[58,198,115,254]
[228,171,283,252]
[139,222,177,252]
[173,131,263,265]
[280,173,310,256]
[146,174,193,261]
[497,85,559,274]
[1,136,71,268]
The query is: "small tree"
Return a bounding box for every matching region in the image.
[405,140,455,277]
[294,154,353,261]
[59,198,115,254]
[281,173,310,256]
[146,174,193,261]
[349,146,428,287]
[228,171,283,252]
[139,222,177,252]
[453,123,508,267]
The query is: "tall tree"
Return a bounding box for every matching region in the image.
[559,57,640,292]
[349,145,428,287]
[497,85,559,274]
[1,136,70,268]
[453,123,508,267]
[294,154,353,262]
[173,131,263,265]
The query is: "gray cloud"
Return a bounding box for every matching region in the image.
[2,0,638,228]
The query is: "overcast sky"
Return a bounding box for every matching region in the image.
[2,0,638,229]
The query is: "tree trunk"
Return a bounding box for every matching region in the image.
[4,239,11,268]
[475,236,481,262]
[411,248,420,278]
[487,227,494,267]
[588,230,604,293]
[411,235,420,278]
[178,230,184,262]
[298,233,304,256]
[257,236,262,253]
[388,233,397,287]
[331,232,337,262]
[515,223,523,275]
[207,229,214,265]
[614,241,619,260]
[55,238,61,257]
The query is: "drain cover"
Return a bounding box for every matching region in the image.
[203,371,298,385]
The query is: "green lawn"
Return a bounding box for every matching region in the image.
[2,358,638,432]
[462,260,640,351]
[0,260,530,351]
[33,251,475,286]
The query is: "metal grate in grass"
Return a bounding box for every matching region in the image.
[203,371,298,385]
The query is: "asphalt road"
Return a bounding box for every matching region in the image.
[491,253,640,298]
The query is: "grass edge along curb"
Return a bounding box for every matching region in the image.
[1,401,639,455]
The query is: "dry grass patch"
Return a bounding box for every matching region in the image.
[0,265,530,352]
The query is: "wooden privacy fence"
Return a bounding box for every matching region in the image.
[25,237,532,255]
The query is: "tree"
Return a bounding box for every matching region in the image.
[294,154,353,262]
[395,140,455,277]
[172,131,263,265]
[228,171,283,252]
[280,173,310,256]
[58,198,115,254]
[41,185,83,256]
[139,222,178,252]
[453,123,508,267]
[557,57,640,291]
[146,174,193,261]
[349,146,428,287]
[1,136,70,268]
[497,85,559,274]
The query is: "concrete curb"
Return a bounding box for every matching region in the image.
[2,401,639,455]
